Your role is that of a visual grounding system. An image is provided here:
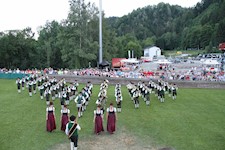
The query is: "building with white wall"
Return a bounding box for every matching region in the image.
[143,46,161,60]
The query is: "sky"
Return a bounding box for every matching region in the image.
[0,0,201,34]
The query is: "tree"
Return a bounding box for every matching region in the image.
[38,21,64,68]
[59,0,99,68]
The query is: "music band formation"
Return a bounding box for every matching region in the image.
[16,75,178,150]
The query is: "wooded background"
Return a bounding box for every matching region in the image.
[0,0,224,69]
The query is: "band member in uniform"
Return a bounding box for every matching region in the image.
[28,80,33,97]
[33,79,37,94]
[21,77,25,90]
[46,101,56,132]
[172,84,178,100]
[159,86,165,103]
[65,115,81,150]
[93,105,104,135]
[116,95,122,112]
[44,88,51,106]
[144,86,150,106]
[106,103,117,134]
[16,78,21,93]
[81,88,88,111]
[61,90,67,109]
[74,92,85,118]
[39,84,44,100]
[133,89,140,108]
[61,105,70,131]
[168,85,172,97]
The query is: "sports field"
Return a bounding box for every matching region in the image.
[0,79,224,150]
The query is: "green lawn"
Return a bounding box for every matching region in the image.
[0,79,225,150]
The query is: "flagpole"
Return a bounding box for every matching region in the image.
[99,0,103,64]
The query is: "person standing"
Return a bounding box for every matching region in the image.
[93,105,104,135]
[61,105,70,131]
[28,80,33,97]
[44,88,51,106]
[74,92,85,118]
[116,95,122,112]
[46,102,56,132]
[21,77,25,91]
[33,79,37,94]
[39,84,44,100]
[106,103,117,134]
[172,84,178,100]
[144,86,150,106]
[16,78,21,93]
[65,115,81,150]
[133,89,140,108]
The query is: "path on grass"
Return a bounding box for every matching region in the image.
[50,127,157,150]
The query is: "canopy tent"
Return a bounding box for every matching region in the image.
[99,60,110,69]
[154,59,172,64]
[121,58,139,64]
[203,59,220,65]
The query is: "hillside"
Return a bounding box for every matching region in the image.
[1,0,225,69]
[106,0,225,50]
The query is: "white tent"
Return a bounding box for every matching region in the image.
[143,46,161,60]
[121,58,139,64]
[154,59,172,64]
[203,59,220,65]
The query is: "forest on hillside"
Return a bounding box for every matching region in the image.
[0,0,225,69]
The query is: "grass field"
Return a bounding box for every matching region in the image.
[0,79,225,150]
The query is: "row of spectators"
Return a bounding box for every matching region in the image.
[1,67,225,82]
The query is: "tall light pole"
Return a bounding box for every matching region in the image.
[99,0,103,64]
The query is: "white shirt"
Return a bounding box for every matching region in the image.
[46,106,55,112]
[107,107,116,113]
[94,110,103,115]
[61,108,70,114]
[65,121,81,135]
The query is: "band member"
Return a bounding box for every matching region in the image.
[133,89,140,108]
[159,86,165,103]
[168,85,172,97]
[61,105,70,131]
[144,87,150,106]
[51,85,56,100]
[39,84,44,100]
[44,88,51,106]
[33,79,37,94]
[71,84,76,99]
[116,95,122,112]
[65,115,81,150]
[28,80,33,97]
[46,101,56,132]
[106,103,117,134]
[37,77,42,90]
[74,92,85,118]
[16,78,21,93]
[61,90,67,109]
[81,88,89,111]
[172,84,178,100]
[21,77,25,90]
[93,105,104,135]
[100,89,107,110]
[87,81,93,94]
[25,76,29,88]
[65,89,70,105]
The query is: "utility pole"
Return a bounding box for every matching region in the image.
[99,0,103,64]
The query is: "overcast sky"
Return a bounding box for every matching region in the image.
[0,0,201,33]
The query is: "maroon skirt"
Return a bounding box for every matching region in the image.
[46,112,56,132]
[61,114,69,131]
[107,113,116,133]
[94,115,104,134]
